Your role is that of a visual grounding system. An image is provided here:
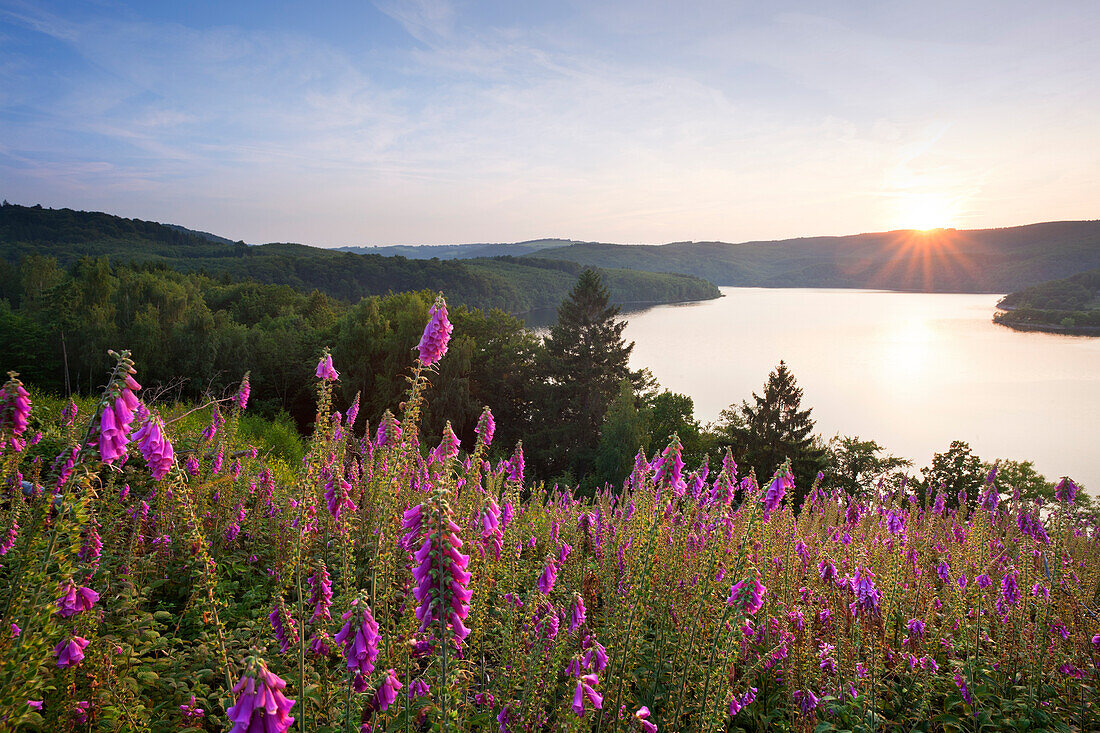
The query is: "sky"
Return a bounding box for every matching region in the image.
[1,0,1098,246]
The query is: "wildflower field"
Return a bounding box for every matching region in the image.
[0,297,1097,732]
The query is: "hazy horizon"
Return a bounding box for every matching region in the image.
[2,0,1098,246]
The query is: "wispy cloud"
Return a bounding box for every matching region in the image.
[0,0,1097,244]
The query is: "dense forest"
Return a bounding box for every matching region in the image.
[529,221,1100,293]
[994,267,1100,334]
[0,203,719,314]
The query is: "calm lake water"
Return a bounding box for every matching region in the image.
[529,288,1100,493]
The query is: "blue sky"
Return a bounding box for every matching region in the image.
[1,0,1097,245]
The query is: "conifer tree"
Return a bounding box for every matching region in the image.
[533,269,642,483]
[719,360,826,508]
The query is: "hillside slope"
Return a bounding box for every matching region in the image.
[529,221,1100,293]
[0,204,718,313]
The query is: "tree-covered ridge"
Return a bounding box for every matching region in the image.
[0,203,719,313]
[994,268,1100,335]
[527,221,1100,293]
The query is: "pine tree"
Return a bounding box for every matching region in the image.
[720,360,826,508]
[533,269,642,483]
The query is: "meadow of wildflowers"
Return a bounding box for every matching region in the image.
[0,293,1097,732]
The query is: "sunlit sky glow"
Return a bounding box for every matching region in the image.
[1,0,1097,246]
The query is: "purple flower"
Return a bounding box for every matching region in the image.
[476,407,495,447]
[54,634,90,668]
[508,443,524,484]
[408,678,430,699]
[653,436,686,497]
[269,599,299,654]
[727,577,766,616]
[480,498,503,559]
[537,558,558,594]
[227,658,296,733]
[762,469,794,520]
[408,500,472,646]
[886,510,905,536]
[99,375,140,463]
[1054,477,1078,504]
[375,410,402,448]
[237,375,250,410]
[334,600,381,678]
[635,706,657,733]
[27,700,43,711]
[582,636,609,672]
[907,618,926,640]
[180,695,205,719]
[793,688,819,715]
[308,564,333,622]
[953,672,973,705]
[55,580,99,617]
[0,374,31,439]
[133,416,175,480]
[346,392,360,427]
[325,478,356,521]
[433,421,461,463]
[849,567,881,617]
[418,295,453,365]
[315,352,339,381]
[1001,571,1020,606]
[569,594,587,632]
[374,669,402,712]
[572,673,602,717]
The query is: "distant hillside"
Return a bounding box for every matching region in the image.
[0,203,718,313]
[993,267,1100,335]
[337,239,576,260]
[528,222,1100,293]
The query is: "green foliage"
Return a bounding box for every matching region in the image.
[0,203,719,315]
[716,360,827,504]
[916,440,986,508]
[825,436,912,499]
[533,269,644,486]
[994,267,1100,334]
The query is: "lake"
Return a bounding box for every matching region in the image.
[530,288,1100,493]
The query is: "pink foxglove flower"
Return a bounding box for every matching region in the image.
[417,295,453,365]
[55,580,99,617]
[727,577,766,616]
[635,706,658,733]
[227,658,296,733]
[537,558,558,595]
[237,374,250,410]
[1054,477,1078,504]
[54,634,90,668]
[315,353,339,381]
[133,416,174,480]
[849,567,882,617]
[325,478,356,520]
[269,599,299,654]
[571,673,602,717]
[374,669,402,712]
[407,499,472,646]
[99,374,140,463]
[346,392,360,427]
[762,469,794,520]
[432,421,460,463]
[653,435,686,497]
[375,410,401,448]
[0,373,31,443]
[569,594,586,632]
[475,407,495,447]
[308,564,333,622]
[334,600,381,679]
[507,442,524,485]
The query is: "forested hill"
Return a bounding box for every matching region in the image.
[0,203,718,313]
[993,267,1100,334]
[529,221,1100,293]
[337,239,575,259]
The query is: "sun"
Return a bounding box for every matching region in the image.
[896,193,957,231]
